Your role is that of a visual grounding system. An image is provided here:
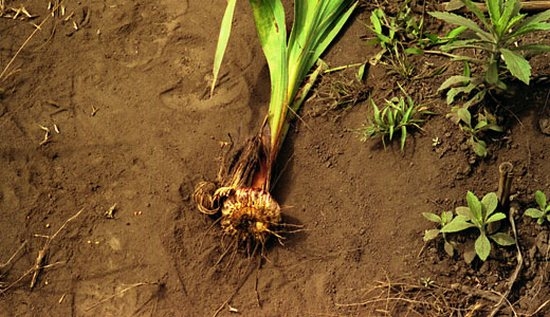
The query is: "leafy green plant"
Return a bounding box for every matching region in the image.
[453,107,503,157]
[441,191,515,262]
[360,89,431,151]
[524,190,550,225]
[423,210,456,256]
[430,0,550,107]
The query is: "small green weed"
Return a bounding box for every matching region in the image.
[440,191,515,263]
[422,210,456,256]
[360,89,431,151]
[367,1,427,78]
[524,190,550,225]
[453,107,503,157]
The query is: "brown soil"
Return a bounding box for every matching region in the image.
[1,1,550,316]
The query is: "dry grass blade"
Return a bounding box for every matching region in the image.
[30,207,84,289]
[0,0,64,81]
[1,209,83,293]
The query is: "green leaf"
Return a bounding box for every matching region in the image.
[211,0,238,97]
[486,212,506,224]
[422,212,442,223]
[471,138,488,157]
[525,208,544,219]
[370,9,384,34]
[423,229,441,242]
[482,192,498,218]
[404,47,424,55]
[486,60,499,85]
[441,217,476,233]
[495,0,521,37]
[455,206,472,219]
[445,25,468,40]
[485,123,504,132]
[501,48,531,85]
[438,75,471,92]
[466,191,483,225]
[428,11,493,42]
[250,0,289,155]
[461,0,491,29]
[457,107,472,127]
[400,126,407,151]
[486,0,502,25]
[442,211,454,224]
[475,232,491,261]
[513,44,550,54]
[356,63,367,81]
[490,232,516,246]
[512,21,550,38]
[535,190,547,209]
[440,39,490,52]
[513,9,550,37]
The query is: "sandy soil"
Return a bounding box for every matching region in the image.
[1,0,550,316]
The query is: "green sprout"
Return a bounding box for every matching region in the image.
[453,107,503,157]
[524,190,550,225]
[423,210,456,257]
[360,87,431,151]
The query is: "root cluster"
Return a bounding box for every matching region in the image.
[193,134,282,249]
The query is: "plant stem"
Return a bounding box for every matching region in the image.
[497,162,514,210]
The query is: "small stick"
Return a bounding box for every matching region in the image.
[497,162,514,210]
[30,208,84,289]
[0,1,65,81]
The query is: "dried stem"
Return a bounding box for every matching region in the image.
[29,208,84,289]
[497,162,514,211]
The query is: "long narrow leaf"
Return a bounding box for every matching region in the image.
[486,0,502,24]
[461,0,491,30]
[514,8,550,36]
[428,11,493,43]
[495,0,520,37]
[210,0,237,97]
[250,0,288,157]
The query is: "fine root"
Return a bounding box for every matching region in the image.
[335,275,520,316]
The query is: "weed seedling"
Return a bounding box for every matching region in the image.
[441,191,515,263]
[453,107,503,157]
[361,86,431,151]
[367,2,427,78]
[422,210,456,256]
[524,190,550,225]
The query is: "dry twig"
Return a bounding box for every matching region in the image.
[0,208,85,293]
[30,208,84,288]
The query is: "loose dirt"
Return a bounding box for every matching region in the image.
[1,1,549,316]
